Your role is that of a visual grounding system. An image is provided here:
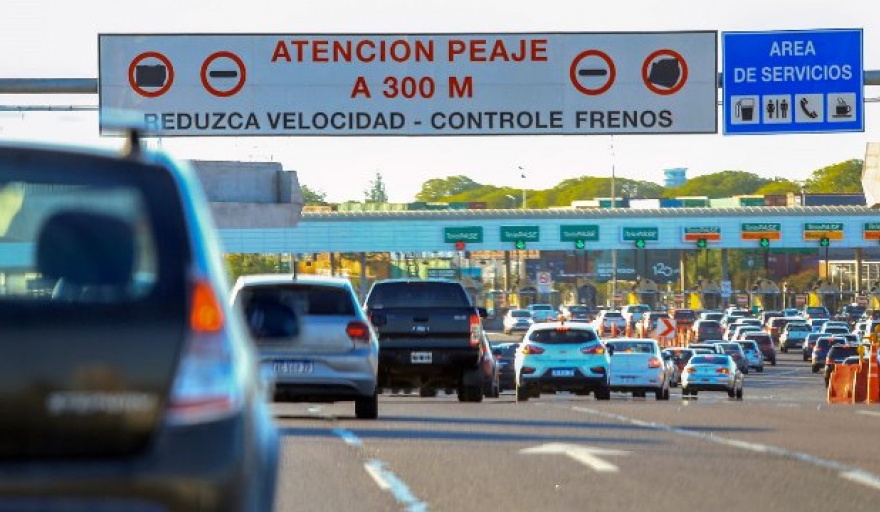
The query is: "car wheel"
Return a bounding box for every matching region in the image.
[812,364,821,373]
[516,382,530,402]
[355,390,379,420]
[803,353,809,362]
[419,387,437,398]
[781,346,788,353]
[595,386,611,401]
[735,387,743,400]
[458,384,483,403]
[757,366,763,373]
[770,358,777,366]
[742,367,749,375]
[728,388,736,398]
[633,391,646,399]
[444,388,454,395]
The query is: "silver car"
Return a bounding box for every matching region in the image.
[230,274,380,419]
[681,353,744,399]
[606,338,671,400]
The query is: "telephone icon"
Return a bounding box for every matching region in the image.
[799,97,819,119]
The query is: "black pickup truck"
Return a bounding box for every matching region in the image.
[364,279,487,402]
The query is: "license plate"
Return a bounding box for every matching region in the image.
[273,360,313,374]
[552,368,575,377]
[411,351,433,364]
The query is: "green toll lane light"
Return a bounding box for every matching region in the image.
[696,238,707,249]
[759,238,770,248]
[515,240,527,250]
[635,239,646,249]
[819,237,830,247]
[575,239,586,250]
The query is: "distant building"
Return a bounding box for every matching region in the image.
[663,168,687,188]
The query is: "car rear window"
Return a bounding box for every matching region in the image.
[608,341,656,353]
[674,310,696,320]
[787,323,810,332]
[828,346,858,359]
[511,310,531,318]
[0,153,188,303]
[243,284,356,316]
[603,311,623,318]
[529,328,598,345]
[366,281,470,308]
[691,355,730,365]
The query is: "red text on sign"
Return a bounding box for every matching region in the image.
[447,38,548,63]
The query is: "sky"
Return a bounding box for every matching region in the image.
[1,0,878,203]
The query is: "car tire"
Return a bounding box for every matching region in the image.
[516,382,530,402]
[803,353,809,362]
[757,366,763,373]
[771,358,777,366]
[781,346,788,353]
[728,388,736,398]
[595,387,611,401]
[742,367,749,375]
[812,364,821,373]
[633,391,646,399]
[735,387,743,400]
[355,390,379,420]
[419,387,437,398]
[458,384,483,403]
[656,386,670,401]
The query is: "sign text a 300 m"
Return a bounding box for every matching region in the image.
[98,32,718,136]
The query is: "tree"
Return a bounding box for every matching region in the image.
[754,178,800,196]
[415,175,482,201]
[804,159,863,193]
[301,184,327,205]
[664,171,770,198]
[364,172,388,203]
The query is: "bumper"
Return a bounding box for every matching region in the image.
[265,350,378,401]
[609,371,665,392]
[520,369,607,392]
[682,375,735,392]
[0,406,279,512]
[379,346,481,387]
[781,339,804,349]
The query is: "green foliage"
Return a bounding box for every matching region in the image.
[804,159,863,193]
[364,172,388,203]
[664,171,771,198]
[415,175,482,201]
[301,184,327,205]
[225,254,282,281]
[754,178,800,196]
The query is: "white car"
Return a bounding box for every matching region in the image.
[606,338,671,400]
[514,322,610,401]
[681,353,744,399]
[503,309,534,335]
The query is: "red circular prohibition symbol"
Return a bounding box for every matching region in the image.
[569,49,616,96]
[642,49,688,96]
[128,51,174,98]
[201,51,247,98]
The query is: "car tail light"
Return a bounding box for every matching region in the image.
[648,357,662,369]
[581,344,605,355]
[470,313,481,347]
[716,368,730,374]
[686,367,697,373]
[346,321,371,344]
[590,366,606,374]
[521,367,536,374]
[521,344,545,355]
[168,278,242,425]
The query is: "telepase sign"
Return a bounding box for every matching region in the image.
[98,32,718,136]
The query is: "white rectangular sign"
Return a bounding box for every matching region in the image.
[99,32,718,136]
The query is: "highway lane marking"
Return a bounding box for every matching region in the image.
[857,410,880,418]
[364,460,428,512]
[570,406,880,493]
[520,443,629,472]
[332,428,363,448]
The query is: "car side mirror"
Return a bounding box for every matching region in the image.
[477,307,488,318]
[607,345,615,356]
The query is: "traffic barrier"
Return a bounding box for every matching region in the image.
[611,323,618,338]
[853,359,869,403]
[828,362,856,403]
[868,344,880,404]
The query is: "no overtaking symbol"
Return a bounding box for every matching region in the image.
[569,49,616,96]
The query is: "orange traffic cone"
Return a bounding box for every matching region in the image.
[611,322,618,338]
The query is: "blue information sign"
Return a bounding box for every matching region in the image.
[722,29,863,135]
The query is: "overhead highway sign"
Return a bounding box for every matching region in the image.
[99,32,718,136]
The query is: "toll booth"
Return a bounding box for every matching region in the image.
[808,279,841,312]
[575,282,599,310]
[629,278,660,310]
[868,281,880,310]
[692,278,722,311]
[750,278,782,311]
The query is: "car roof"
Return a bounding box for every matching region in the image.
[235,273,353,289]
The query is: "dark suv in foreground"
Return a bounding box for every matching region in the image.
[0,132,279,510]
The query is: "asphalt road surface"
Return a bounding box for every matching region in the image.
[271,343,880,512]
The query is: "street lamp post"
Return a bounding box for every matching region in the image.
[518,166,527,209]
